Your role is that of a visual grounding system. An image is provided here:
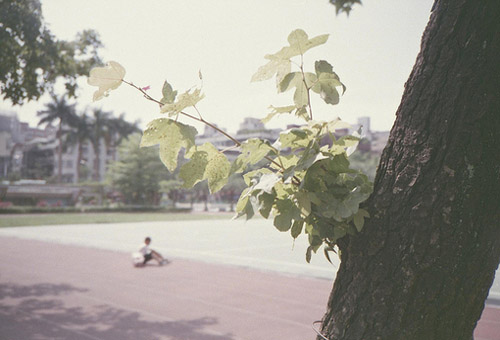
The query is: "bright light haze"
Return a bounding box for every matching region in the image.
[2,0,434,133]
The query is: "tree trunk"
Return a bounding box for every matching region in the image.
[76,142,82,183]
[93,141,100,182]
[319,1,500,339]
[57,121,62,183]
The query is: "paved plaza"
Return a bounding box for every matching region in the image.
[0,218,498,339]
[0,219,341,281]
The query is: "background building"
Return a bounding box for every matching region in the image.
[0,111,114,183]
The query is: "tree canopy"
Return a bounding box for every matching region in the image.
[0,0,102,105]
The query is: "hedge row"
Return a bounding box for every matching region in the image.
[0,206,192,214]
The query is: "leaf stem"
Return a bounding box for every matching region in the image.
[122,79,241,146]
[193,105,203,120]
[299,64,314,120]
[121,79,164,106]
[181,111,242,147]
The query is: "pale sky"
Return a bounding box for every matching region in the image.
[1,0,434,134]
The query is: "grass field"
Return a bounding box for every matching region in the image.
[0,212,234,228]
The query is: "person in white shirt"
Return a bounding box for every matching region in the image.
[139,237,167,266]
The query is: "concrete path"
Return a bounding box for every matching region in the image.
[0,219,498,339]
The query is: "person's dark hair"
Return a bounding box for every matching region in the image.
[145,237,151,242]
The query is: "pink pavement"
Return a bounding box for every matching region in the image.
[0,236,498,340]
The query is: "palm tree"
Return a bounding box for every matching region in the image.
[37,94,76,182]
[89,108,112,181]
[107,113,140,161]
[64,111,92,182]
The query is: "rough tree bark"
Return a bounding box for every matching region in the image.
[319,1,500,339]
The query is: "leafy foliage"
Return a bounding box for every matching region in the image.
[107,134,171,205]
[348,150,380,181]
[180,143,231,193]
[0,0,102,104]
[88,28,373,261]
[160,87,205,117]
[141,118,197,172]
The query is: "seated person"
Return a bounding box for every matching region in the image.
[139,237,167,265]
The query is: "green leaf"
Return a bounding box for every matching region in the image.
[330,154,351,173]
[336,135,360,148]
[262,105,296,124]
[306,245,313,263]
[294,146,326,174]
[252,29,328,85]
[140,118,197,172]
[295,191,312,217]
[286,29,329,57]
[274,200,293,231]
[294,87,308,109]
[353,208,370,232]
[269,154,299,173]
[333,226,347,241]
[273,199,300,232]
[294,106,309,121]
[87,61,126,101]
[251,57,291,84]
[273,181,296,200]
[323,246,337,265]
[279,72,301,93]
[326,118,351,133]
[179,143,230,193]
[258,191,275,219]
[274,214,293,232]
[311,73,343,105]
[304,72,318,88]
[243,168,272,186]
[236,188,250,212]
[317,74,341,104]
[160,80,177,104]
[179,148,208,189]
[235,188,255,220]
[279,72,316,108]
[160,88,205,116]
[205,151,231,193]
[279,129,312,149]
[315,60,334,74]
[308,192,322,206]
[254,172,281,194]
[233,139,274,173]
[311,60,346,105]
[325,187,370,221]
[291,220,304,239]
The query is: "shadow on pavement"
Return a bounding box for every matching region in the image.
[0,282,88,298]
[0,282,237,340]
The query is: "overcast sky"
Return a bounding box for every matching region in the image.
[2,0,434,134]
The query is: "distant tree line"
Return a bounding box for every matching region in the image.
[35,94,140,183]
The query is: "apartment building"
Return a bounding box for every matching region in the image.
[0,111,113,183]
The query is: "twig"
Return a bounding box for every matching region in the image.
[299,63,314,120]
[121,80,163,106]
[122,78,302,185]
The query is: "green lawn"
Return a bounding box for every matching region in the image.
[0,212,234,228]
